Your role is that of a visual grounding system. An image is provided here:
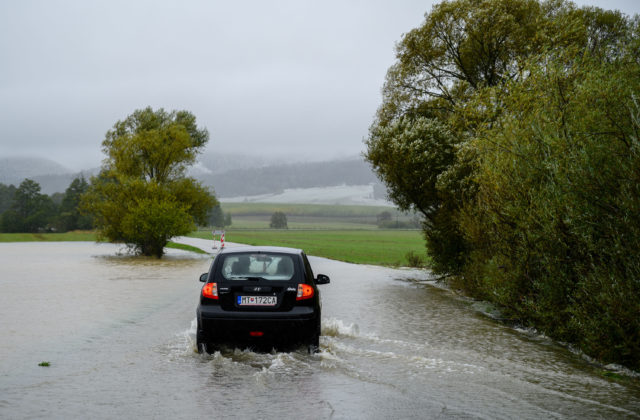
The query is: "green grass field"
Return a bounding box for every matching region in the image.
[190,229,427,267]
[165,241,208,254]
[0,204,428,267]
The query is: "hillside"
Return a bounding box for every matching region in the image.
[196,158,383,198]
[0,157,98,195]
[0,155,388,203]
[0,157,70,184]
[221,184,392,206]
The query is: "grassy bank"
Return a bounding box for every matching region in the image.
[0,232,98,242]
[190,229,427,266]
[165,241,208,254]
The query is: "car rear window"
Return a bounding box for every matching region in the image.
[220,253,296,281]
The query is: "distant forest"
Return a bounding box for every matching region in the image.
[0,178,92,233]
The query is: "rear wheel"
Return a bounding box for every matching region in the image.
[307,334,320,354]
[196,330,206,354]
[196,319,209,354]
[197,337,217,354]
[307,320,321,354]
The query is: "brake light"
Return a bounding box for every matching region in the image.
[249,331,264,337]
[296,284,314,300]
[202,282,218,299]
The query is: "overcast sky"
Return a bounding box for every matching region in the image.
[1,0,638,171]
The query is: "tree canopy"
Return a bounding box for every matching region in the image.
[0,177,96,233]
[366,0,632,273]
[366,0,640,368]
[0,183,16,215]
[83,107,216,257]
[270,211,288,229]
[58,177,92,231]
[0,179,55,233]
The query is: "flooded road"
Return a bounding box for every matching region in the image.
[1,242,639,419]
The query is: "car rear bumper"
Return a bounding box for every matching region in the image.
[197,305,319,347]
[199,304,317,320]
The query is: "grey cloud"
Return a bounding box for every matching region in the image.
[1,0,638,170]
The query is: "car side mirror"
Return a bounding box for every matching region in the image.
[315,274,330,285]
[199,273,209,282]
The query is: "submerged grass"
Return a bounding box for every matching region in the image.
[166,241,208,254]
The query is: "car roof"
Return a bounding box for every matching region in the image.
[218,245,303,256]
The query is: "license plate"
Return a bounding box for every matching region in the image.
[238,295,277,306]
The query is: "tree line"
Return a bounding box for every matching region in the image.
[366,0,640,369]
[0,176,229,235]
[0,177,92,233]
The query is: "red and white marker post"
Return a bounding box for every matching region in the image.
[212,230,225,250]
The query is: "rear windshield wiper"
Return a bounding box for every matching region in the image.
[229,276,268,281]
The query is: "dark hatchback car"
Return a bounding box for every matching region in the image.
[196,246,330,353]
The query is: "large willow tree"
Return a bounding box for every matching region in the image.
[366,0,640,368]
[366,0,629,274]
[462,49,640,368]
[83,107,216,257]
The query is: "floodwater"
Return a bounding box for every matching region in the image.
[0,242,638,419]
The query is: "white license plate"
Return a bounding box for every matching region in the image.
[238,295,277,306]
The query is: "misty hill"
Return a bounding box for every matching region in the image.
[31,171,98,195]
[195,158,384,198]
[221,184,392,206]
[0,155,387,202]
[0,157,97,194]
[0,157,70,183]
[196,152,279,175]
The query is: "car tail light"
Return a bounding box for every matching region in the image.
[296,284,314,300]
[249,331,264,337]
[202,282,218,299]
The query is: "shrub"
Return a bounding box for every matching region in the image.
[405,251,424,268]
[270,211,288,229]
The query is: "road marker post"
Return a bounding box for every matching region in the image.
[212,230,225,250]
